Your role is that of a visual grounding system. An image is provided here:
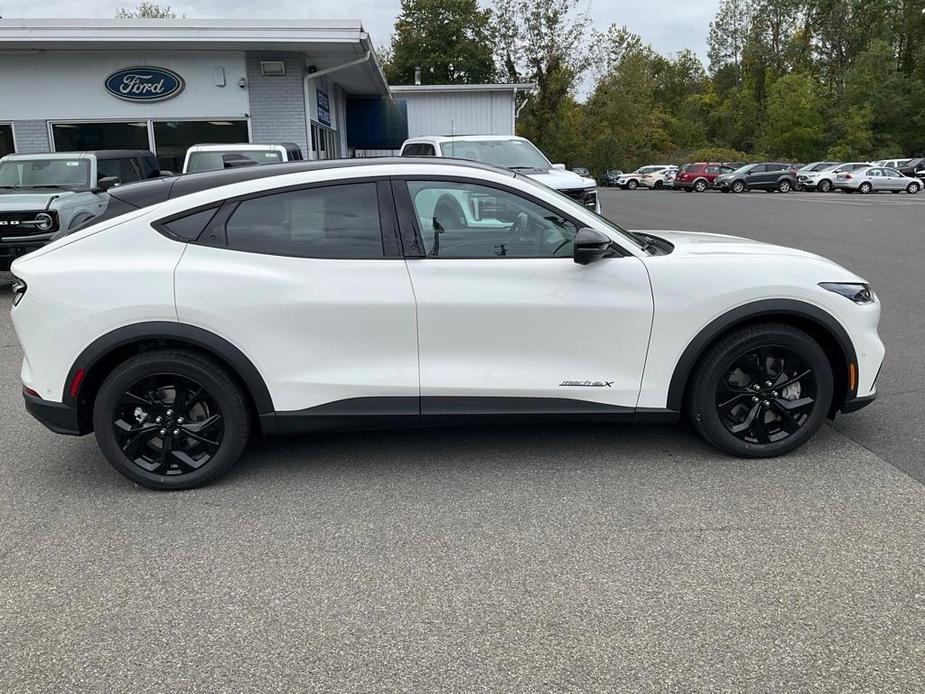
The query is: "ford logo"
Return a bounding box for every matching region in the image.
[105,66,185,102]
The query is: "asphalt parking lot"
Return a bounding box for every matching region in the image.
[2,190,923,692]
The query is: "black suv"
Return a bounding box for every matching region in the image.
[898,158,925,180]
[714,162,799,193]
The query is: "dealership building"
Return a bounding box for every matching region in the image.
[0,19,532,169]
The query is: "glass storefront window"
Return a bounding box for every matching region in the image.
[153,120,249,173]
[311,123,339,160]
[0,124,13,157]
[51,122,149,152]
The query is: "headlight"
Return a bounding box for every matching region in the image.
[820,282,874,304]
[34,212,55,231]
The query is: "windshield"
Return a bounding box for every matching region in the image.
[186,149,284,173]
[441,139,551,170]
[0,158,91,189]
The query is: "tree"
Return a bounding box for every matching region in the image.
[708,0,754,74]
[757,72,824,160]
[115,2,176,18]
[383,0,495,85]
[493,0,590,162]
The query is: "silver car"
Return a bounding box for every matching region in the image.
[834,166,922,194]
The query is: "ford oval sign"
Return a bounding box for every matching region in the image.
[105,66,185,102]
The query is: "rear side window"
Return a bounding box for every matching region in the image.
[681,164,700,173]
[97,158,142,184]
[225,182,384,259]
[402,143,435,157]
[160,207,219,241]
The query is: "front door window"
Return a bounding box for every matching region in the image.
[405,181,578,259]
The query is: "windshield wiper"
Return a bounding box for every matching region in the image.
[508,166,540,170]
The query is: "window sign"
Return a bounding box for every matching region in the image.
[316,88,332,127]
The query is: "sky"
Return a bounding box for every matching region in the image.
[0,0,721,63]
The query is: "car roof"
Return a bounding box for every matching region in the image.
[404,135,529,144]
[108,157,516,209]
[1,150,154,161]
[187,143,288,152]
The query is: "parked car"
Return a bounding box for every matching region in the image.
[872,158,910,170]
[897,157,925,180]
[640,165,679,190]
[10,157,882,489]
[571,166,591,177]
[714,162,799,193]
[183,143,304,174]
[618,166,673,191]
[673,163,736,192]
[834,166,921,194]
[400,135,600,212]
[799,162,870,192]
[601,170,623,187]
[0,150,163,270]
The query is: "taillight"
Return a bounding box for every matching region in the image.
[11,277,27,306]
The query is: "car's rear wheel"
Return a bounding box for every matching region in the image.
[732,180,745,194]
[817,179,833,193]
[655,180,664,190]
[859,182,872,194]
[777,179,792,193]
[93,350,250,490]
[627,179,638,190]
[687,324,833,458]
[907,182,920,194]
[693,179,708,193]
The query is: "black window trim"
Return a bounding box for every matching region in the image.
[390,174,631,260]
[153,175,403,260]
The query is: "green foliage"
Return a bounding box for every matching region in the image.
[757,73,825,161]
[383,0,496,85]
[114,2,176,18]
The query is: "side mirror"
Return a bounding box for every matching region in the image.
[552,163,566,170]
[96,176,119,192]
[574,227,617,265]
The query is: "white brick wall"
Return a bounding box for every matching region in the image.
[245,52,309,158]
[11,120,50,153]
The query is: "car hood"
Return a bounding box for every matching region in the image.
[519,168,596,190]
[0,191,74,210]
[640,230,826,260]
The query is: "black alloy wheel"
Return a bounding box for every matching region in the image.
[714,347,816,445]
[94,350,249,490]
[688,324,833,458]
[112,373,224,476]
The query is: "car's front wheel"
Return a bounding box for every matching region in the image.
[817,179,833,193]
[732,180,745,194]
[93,349,250,490]
[907,182,920,194]
[627,179,638,190]
[687,324,833,458]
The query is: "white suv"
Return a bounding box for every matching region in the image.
[11,158,883,489]
[400,135,600,213]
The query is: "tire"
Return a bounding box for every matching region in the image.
[93,349,250,490]
[907,182,920,194]
[859,182,872,194]
[693,179,708,193]
[732,180,745,194]
[627,179,638,190]
[654,180,664,190]
[687,323,833,458]
[777,179,792,193]
[817,179,833,193]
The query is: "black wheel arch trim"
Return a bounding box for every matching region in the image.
[666,299,858,412]
[65,321,274,416]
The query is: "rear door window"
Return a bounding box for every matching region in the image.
[224,182,385,259]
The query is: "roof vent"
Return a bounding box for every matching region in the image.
[260,61,286,77]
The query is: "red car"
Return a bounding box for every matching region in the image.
[673,162,737,192]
